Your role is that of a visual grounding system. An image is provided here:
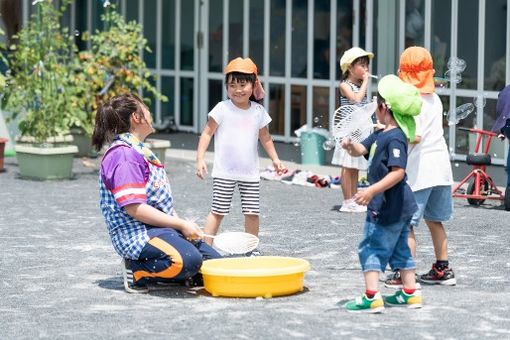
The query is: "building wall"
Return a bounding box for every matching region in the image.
[2,0,509,163]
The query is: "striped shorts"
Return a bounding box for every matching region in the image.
[211,177,260,215]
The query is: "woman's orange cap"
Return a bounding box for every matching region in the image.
[224,57,258,75]
[398,46,435,94]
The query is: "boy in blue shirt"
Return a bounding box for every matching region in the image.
[342,75,423,313]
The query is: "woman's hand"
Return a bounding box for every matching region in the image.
[196,159,208,179]
[180,220,203,241]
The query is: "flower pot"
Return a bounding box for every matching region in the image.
[70,128,97,158]
[0,137,8,172]
[145,138,171,165]
[15,144,78,180]
[16,135,74,146]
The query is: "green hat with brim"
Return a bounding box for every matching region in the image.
[377,74,422,140]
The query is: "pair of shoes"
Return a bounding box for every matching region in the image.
[419,264,457,286]
[184,274,204,287]
[315,175,331,188]
[281,170,300,184]
[291,171,312,186]
[330,176,341,189]
[345,292,385,313]
[306,174,331,188]
[384,271,422,289]
[121,259,149,294]
[260,166,283,181]
[384,289,423,309]
[339,199,367,213]
[345,290,423,312]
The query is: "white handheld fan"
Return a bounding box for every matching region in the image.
[202,232,259,255]
[332,101,377,143]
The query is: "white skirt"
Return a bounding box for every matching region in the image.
[331,144,368,170]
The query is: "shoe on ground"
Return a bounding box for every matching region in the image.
[281,169,300,185]
[384,271,422,289]
[383,289,423,308]
[339,199,354,212]
[122,259,149,294]
[260,166,278,181]
[339,200,367,213]
[245,248,262,257]
[291,171,312,186]
[330,176,341,189]
[350,202,367,213]
[345,292,385,313]
[419,264,457,286]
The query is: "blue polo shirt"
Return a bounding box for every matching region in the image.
[361,128,417,225]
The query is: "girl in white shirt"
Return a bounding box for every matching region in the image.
[196,57,287,249]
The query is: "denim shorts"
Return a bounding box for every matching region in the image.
[410,185,453,227]
[358,219,415,272]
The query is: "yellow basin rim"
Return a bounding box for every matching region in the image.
[200,256,311,277]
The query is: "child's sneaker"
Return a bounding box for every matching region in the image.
[339,199,354,212]
[122,259,149,294]
[384,271,421,289]
[291,171,312,186]
[330,176,341,189]
[345,292,385,313]
[383,289,422,308]
[350,202,367,213]
[245,248,262,257]
[260,166,277,180]
[419,264,456,286]
[281,170,300,185]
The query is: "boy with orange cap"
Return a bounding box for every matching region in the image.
[385,46,456,288]
[196,57,287,253]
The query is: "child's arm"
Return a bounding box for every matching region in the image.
[259,126,287,175]
[124,203,202,240]
[353,167,405,206]
[339,73,369,104]
[196,119,218,179]
[341,137,368,156]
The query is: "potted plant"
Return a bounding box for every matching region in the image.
[77,4,169,160]
[2,0,83,180]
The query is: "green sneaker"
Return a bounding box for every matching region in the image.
[345,292,385,313]
[383,289,422,308]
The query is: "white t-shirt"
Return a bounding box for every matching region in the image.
[407,93,453,191]
[209,100,272,181]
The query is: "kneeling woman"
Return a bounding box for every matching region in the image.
[92,93,221,293]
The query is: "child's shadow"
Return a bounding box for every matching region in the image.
[95,277,199,299]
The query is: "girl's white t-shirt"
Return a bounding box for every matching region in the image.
[407,93,453,191]
[209,100,271,181]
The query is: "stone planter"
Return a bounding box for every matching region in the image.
[0,137,7,172]
[145,138,171,165]
[70,128,97,158]
[15,144,78,180]
[16,135,74,146]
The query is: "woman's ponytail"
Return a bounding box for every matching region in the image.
[91,93,144,151]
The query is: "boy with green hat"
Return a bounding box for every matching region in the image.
[341,75,423,313]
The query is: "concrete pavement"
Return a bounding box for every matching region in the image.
[0,141,509,339]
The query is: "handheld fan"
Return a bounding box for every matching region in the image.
[332,101,377,143]
[202,232,260,255]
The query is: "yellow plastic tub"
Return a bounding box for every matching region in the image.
[200,256,310,298]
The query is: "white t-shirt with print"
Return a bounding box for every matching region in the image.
[407,93,453,192]
[209,100,271,181]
